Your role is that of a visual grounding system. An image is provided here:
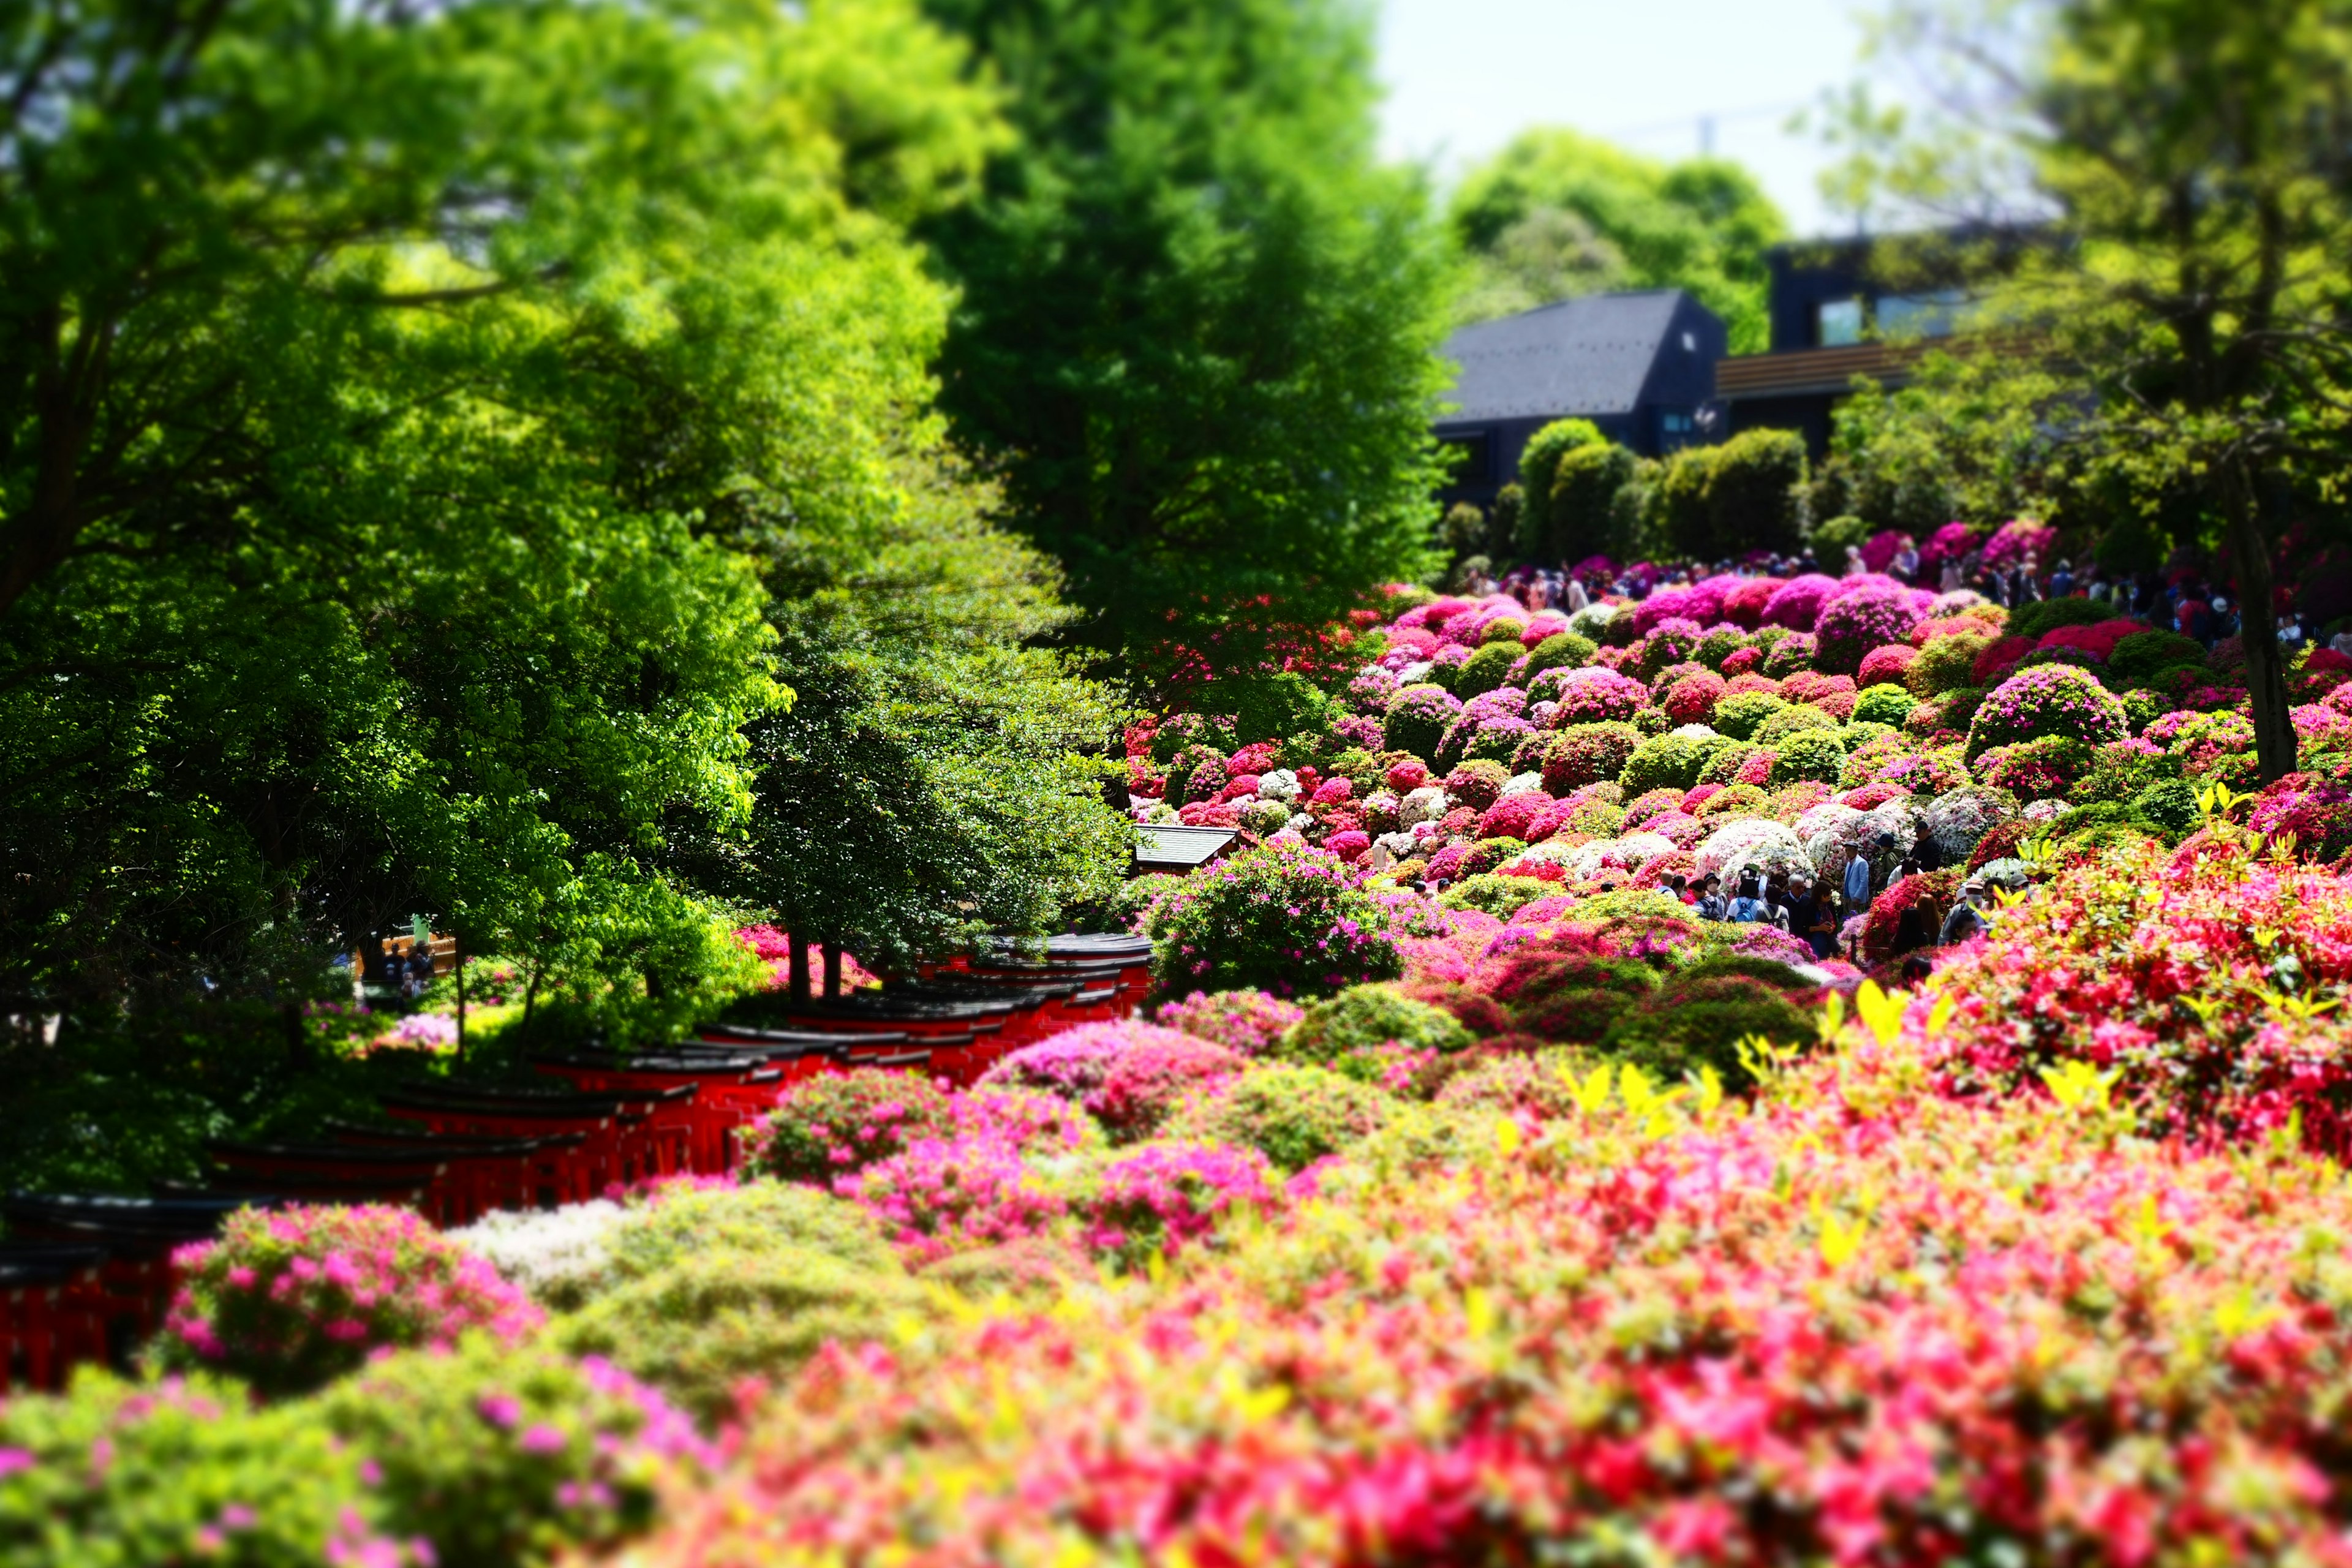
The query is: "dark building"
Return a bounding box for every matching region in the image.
[1434,289,1727,513]
[1715,236,1970,456]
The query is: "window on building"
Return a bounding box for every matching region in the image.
[1440,433,1492,485]
[1660,410,1694,434]
[1875,288,1967,339]
[1817,298,1864,347]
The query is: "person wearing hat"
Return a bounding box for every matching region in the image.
[1940,880,1992,945]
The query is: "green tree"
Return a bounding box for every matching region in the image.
[912,0,1456,668]
[0,0,1003,1025]
[1450,129,1788,351]
[1547,442,1640,564]
[1514,418,1606,557]
[723,458,1134,971]
[1834,0,2352,780]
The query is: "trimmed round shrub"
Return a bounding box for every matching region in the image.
[1382,684,1461,760]
[1814,587,1926,677]
[1619,731,1731,795]
[317,1339,716,1568]
[1142,842,1403,998]
[1521,631,1596,682]
[1548,666,1649,726]
[1634,620,1709,682]
[1598,973,1815,1091]
[609,1182,899,1285]
[1458,836,1529,878]
[743,1069,957,1185]
[1444,758,1512,812]
[1478,791,1549,840]
[1481,617,1528,646]
[1487,943,1660,1043]
[1454,642,1521,698]
[1761,574,1839,631]
[1978,735,2097,798]
[551,1245,932,1425]
[2005,595,2108,644]
[1076,1140,1283,1270]
[1168,1065,1395,1170]
[1696,739,1762,786]
[2107,628,2210,687]
[1767,728,1849,787]
[1661,670,1728,726]
[1760,633,1817,677]
[1540,722,1642,794]
[1905,631,1991,698]
[1851,684,1918,728]
[1967,664,2128,760]
[1752,703,1840,747]
[2133,776,2203,839]
[1970,635,2035,687]
[1694,783,1768,820]
[1855,643,1919,688]
[1436,873,1560,919]
[1433,1053,1589,1119]
[1088,1035,1245,1143]
[1277,984,1474,1070]
[160,1205,543,1399]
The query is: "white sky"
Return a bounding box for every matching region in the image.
[1376,0,1888,238]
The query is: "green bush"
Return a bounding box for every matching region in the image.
[2107,628,2209,687]
[1521,631,1596,682]
[741,1070,957,1185]
[2120,688,2169,733]
[1383,684,1461,760]
[1619,731,1732,795]
[317,1338,712,1568]
[1276,984,1474,1071]
[1480,618,1527,646]
[1453,643,1521,698]
[1905,631,1991,698]
[1436,873,1557,919]
[2132,776,2204,840]
[1142,842,1404,998]
[1752,703,1841,747]
[1851,684,1918,727]
[2004,595,2108,644]
[1546,440,1639,562]
[1809,513,1872,557]
[1169,1065,1395,1169]
[0,1370,389,1567]
[1498,948,1660,1042]
[608,1182,898,1283]
[1675,952,1816,990]
[1515,418,1607,554]
[1540,722,1643,794]
[1767,728,1848,786]
[551,1246,932,1426]
[1703,429,1809,556]
[1647,444,1717,559]
[2064,743,2183,811]
[1598,973,1815,1091]
[1433,1051,1593,1119]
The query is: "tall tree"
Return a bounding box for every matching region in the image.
[1834,0,2352,782]
[1449,129,1789,351]
[911,0,1455,671]
[0,0,1005,1022]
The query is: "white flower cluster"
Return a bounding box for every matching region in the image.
[448,1199,629,1308]
[1695,819,1809,887]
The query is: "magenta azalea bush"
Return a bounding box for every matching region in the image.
[1139,840,1403,998]
[1077,1140,1281,1269]
[1966,662,2128,759]
[1153,987,1306,1053]
[160,1205,543,1398]
[741,1069,957,1185]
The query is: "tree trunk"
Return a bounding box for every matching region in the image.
[823,944,842,1000]
[2223,470,2299,783]
[454,937,467,1066]
[788,932,810,1003]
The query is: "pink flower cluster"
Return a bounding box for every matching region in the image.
[163,1205,543,1397]
[1079,1141,1280,1267]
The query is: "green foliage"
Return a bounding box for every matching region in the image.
[1514,420,1608,556]
[0,1370,386,1567]
[1383,684,1461,761]
[315,1339,705,1568]
[1438,874,1562,920]
[1523,632,1597,682]
[1768,728,1850,786]
[1449,129,1787,352]
[2108,630,2211,686]
[1619,732,1732,795]
[731,461,1133,969]
[1276,984,1474,1069]
[1711,692,1790,742]
[2132,777,2205,839]
[1704,430,1811,556]
[1167,1065,1394,1170]
[1545,442,1642,564]
[916,0,1455,663]
[1907,633,1994,698]
[1810,513,1874,557]
[1754,704,1842,747]
[1852,684,1921,727]
[1813,357,2063,533]
[1598,973,1815,1092]
[551,1245,931,1427]
[608,1183,900,1284]
[1697,744,1763,788]
[1647,445,1719,560]
[1455,642,1523,698]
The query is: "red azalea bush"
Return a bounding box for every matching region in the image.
[1970,635,2033,686]
[838,1134,1067,1266]
[1855,643,1917,687]
[160,1205,544,1397]
[1661,670,1726,725]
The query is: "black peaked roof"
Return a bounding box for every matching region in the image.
[1439,289,1700,423]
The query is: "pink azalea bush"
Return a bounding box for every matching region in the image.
[740,1069,957,1185]
[160,1205,544,1398]
[837,1135,1068,1267]
[1153,988,1306,1054]
[1077,1140,1281,1268]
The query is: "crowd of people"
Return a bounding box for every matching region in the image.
[1637,831,1994,971]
